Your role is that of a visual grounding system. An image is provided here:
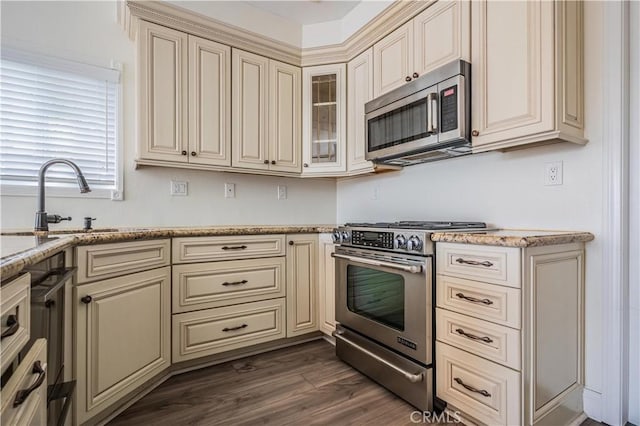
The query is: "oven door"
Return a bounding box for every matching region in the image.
[333,247,432,365]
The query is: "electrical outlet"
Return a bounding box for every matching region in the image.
[170,180,188,196]
[544,161,563,186]
[224,183,236,198]
[277,185,287,200]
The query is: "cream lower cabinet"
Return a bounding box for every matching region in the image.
[435,242,585,426]
[74,267,171,424]
[286,234,319,336]
[471,0,585,151]
[318,234,336,335]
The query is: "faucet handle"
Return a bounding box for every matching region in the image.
[83,217,96,231]
[47,215,71,224]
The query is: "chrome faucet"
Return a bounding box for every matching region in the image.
[35,159,91,232]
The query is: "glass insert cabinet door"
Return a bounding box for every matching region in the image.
[302,64,346,175]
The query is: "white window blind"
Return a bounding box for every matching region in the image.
[0,51,120,190]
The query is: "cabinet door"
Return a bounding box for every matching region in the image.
[414,0,470,76]
[318,234,336,336]
[286,234,319,336]
[137,20,188,162]
[74,267,171,424]
[302,64,347,175]
[373,21,414,97]
[188,36,231,166]
[232,49,269,170]
[269,60,302,173]
[471,0,554,148]
[347,48,374,173]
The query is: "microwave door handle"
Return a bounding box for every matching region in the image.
[427,92,438,133]
[331,252,423,274]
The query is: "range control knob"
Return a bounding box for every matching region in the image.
[395,235,407,249]
[341,231,351,243]
[332,230,342,244]
[407,235,423,252]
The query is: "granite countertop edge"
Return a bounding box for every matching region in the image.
[430,230,595,248]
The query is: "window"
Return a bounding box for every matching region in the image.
[0,49,121,198]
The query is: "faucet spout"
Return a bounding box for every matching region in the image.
[35,159,92,232]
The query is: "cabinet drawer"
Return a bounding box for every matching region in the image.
[1,273,31,373]
[437,243,521,288]
[1,339,47,425]
[436,275,521,329]
[437,342,520,426]
[76,239,170,283]
[436,308,520,370]
[172,298,286,362]
[172,235,285,263]
[172,257,286,313]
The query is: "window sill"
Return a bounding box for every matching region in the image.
[1,184,122,200]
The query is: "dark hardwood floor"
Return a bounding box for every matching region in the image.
[110,340,600,426]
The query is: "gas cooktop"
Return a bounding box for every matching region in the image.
[343,221,487,230]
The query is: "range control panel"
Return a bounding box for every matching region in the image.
[351,230,394,249]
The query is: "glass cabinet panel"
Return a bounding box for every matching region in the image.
[311,74,337,163]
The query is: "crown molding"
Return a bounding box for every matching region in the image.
[125,0,302,66]
[301,1,433,66]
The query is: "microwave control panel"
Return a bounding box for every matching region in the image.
[440,84,458,133]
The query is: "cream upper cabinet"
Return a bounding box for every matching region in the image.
[286,234,319,336]
[373,1,470,98]
[373,21,414,97]
[188,36,231,166]
[137,20,188,162]
[414,0,470,76]
[347,48,374,174]
[302,64,347,175]
[269,60,302,173]
[471,0,586,151]
[233,49,302,173]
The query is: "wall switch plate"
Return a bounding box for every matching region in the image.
[224,183,236,198]
[170,180,188,196]
[277,185,287,200]
[544,161,563,186]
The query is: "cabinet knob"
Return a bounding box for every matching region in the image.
[412,72,419,78]
[181,150,187,156]
[303,163,309,168]
[472,130,480,137]
[264,160,269,164]
[288,241,294,246]
[405,76,412,82]
[191,151,197,156]
[271,160,276,165]
[81,295,92,304]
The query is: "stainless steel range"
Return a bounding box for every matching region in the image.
[331,221,487,412]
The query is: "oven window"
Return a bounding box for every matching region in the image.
[346,265,405,331]
[368,97,430,152]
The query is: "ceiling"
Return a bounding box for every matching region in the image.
[243,1,361,25]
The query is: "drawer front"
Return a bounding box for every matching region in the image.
[1,339,47,425]
[76,239,170,283]
[172,235,286,263]
[436,308,521,370]
[436,275,521,329]
[172,298,286,362]
[436,342,520,426]
[172,257,286,313]
[1,273,31,373]
[437,243,521,288]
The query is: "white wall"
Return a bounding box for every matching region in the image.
[0,1,337,229]
[337,0,605,411]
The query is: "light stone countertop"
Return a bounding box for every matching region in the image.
[0,225,336,280]
[431,229,594,248]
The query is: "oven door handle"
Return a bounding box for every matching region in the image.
[331,253,423,274]
[333,330,424,383]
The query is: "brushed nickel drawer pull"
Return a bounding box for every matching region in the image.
[222,280,248,286]
[455,292,493,305]
[454,377,491,397]
[1,315,19,340]
[455,328,493,343]
[455,258,493,267]
[222,324,248,332]
[14,361,46,407]
[221,245,248,251]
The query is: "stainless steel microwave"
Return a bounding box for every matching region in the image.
[365,60,471,166]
